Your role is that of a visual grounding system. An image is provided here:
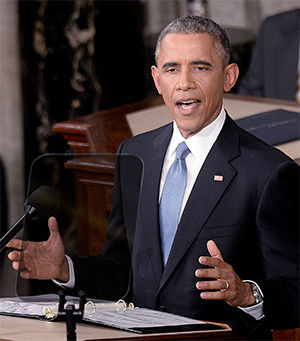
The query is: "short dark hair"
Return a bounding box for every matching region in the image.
[155,15,231,67]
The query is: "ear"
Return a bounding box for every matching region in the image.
[151,65,162,95]
[223,63,239,93]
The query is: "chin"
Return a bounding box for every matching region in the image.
[178,125,202,138]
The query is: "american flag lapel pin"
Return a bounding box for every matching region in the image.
[214,175,223,182]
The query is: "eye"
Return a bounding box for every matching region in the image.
[166,67,177,73]
[194,66,207,71]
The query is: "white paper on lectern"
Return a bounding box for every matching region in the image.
[0,294,217,333]
[84,306,206,330]
[0,294,206,326]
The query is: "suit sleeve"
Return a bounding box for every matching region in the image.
[255,160,299,329]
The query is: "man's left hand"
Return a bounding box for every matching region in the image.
[195,240,255,307]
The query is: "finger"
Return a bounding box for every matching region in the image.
[10,255,28,270]
[12,259,33,279]
[195,268,225,279]
[12,258,27,268]
[8,250,22,261]
[6,239,27,250]
[12,260,26,271]
[200,290,225,301]
[19,270,31,280]
[48,216,59,239]
[207,240,224,261]
[196,279,227,291]
[198,255,224,268]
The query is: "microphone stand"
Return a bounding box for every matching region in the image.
[0,206,35,252]
[57,290,86,341]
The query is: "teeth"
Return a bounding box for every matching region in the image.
[178,100,199,106]
[181,100,196,104]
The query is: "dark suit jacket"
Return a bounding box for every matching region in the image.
[238,9,300,101]
[72,115,299,334]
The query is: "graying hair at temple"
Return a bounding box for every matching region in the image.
[154,15,231,67]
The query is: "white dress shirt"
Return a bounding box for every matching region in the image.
[159,107,226,218]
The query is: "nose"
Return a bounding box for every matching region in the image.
[176,70,196,91]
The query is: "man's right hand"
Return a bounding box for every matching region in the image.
[6,216,70,282]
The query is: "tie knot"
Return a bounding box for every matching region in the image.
[176,142,190,160]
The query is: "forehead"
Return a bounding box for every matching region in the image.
[157,33,221,66]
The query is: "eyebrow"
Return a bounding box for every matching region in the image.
[161,62,179,69]
[191,60,213,67]
[161,60,213,69]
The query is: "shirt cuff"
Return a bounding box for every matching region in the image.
[238,280,265,320]
[52,255,75,289]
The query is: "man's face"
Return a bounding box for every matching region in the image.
[152,33,238,138]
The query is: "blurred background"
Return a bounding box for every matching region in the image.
[0,0,299,234]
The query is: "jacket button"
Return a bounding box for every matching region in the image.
[159,305,165,311]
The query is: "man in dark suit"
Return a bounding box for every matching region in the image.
[238,9,300,101]
[7,16,299,337]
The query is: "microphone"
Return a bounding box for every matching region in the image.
[0,185,60,252]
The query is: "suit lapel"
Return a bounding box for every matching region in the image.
[159,116,240,290]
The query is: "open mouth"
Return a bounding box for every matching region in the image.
[176,99,200,109]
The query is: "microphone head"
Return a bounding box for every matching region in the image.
[24,185,61,220]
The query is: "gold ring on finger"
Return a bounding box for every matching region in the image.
[220,280,230,292]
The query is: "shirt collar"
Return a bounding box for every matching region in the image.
[167,106,226,161]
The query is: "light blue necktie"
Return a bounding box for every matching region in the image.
[159,141,190,265]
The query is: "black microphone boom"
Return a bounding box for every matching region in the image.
[0,186,60,252]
